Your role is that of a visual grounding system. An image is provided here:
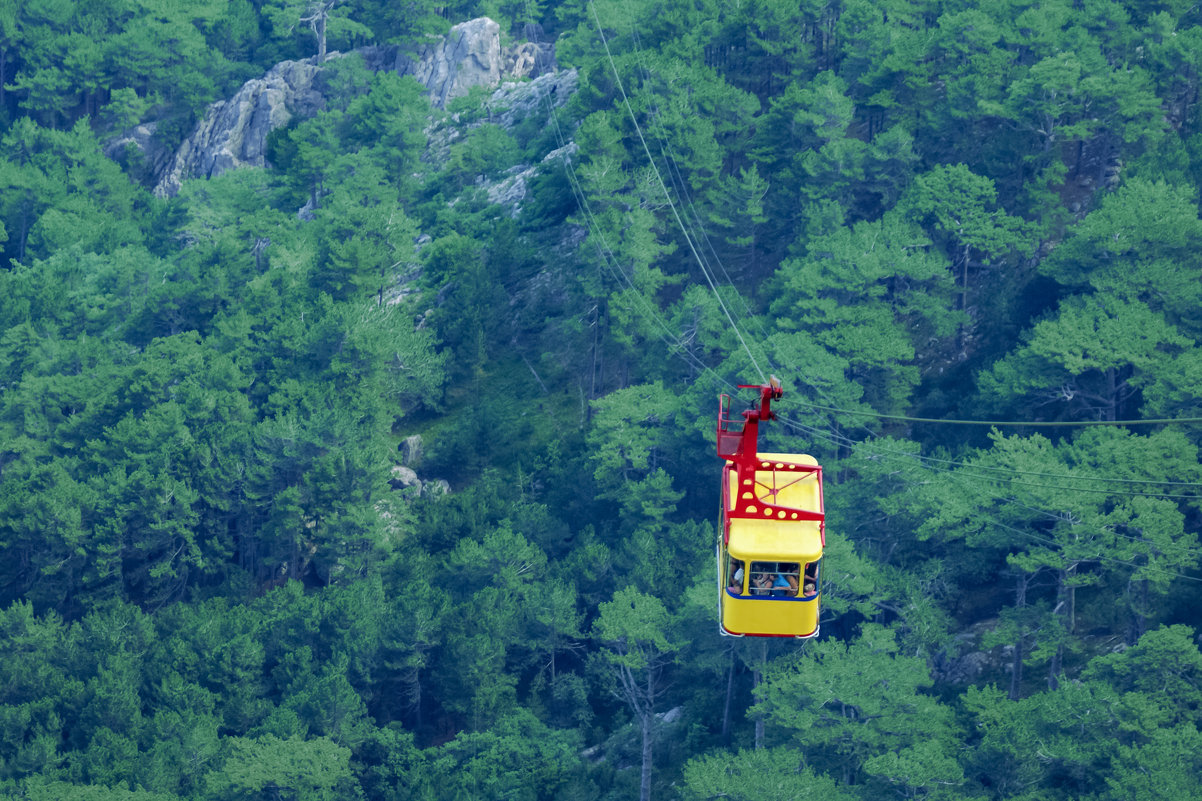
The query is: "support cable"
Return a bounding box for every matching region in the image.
[588,0,766,384]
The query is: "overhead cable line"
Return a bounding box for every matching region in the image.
[781,415,1202,507]
[623,26,786,385]
[787,416,1202,568]
[598,8,1202,438]
[596,12,892,438]
[539,50,720,382]
[865,449,1202,488]
[937,475,1202,502]
[587,0,767,384]
[781,414,1202,489]
[972,511,1202,584]
[791,400,1202,428]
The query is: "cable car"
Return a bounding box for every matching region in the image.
[716,377,825,638]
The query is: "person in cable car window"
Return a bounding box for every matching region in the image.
[771,568,798,597]
[751,571,773,595]
[802,562,818,597]
[728,561,745,594]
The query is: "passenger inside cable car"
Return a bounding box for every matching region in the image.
[748,562,799,597]
[727,559,745,594]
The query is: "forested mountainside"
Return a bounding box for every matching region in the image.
[3,0,1202,799]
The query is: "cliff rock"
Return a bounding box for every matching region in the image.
[423,68,577,173]
[154,58,326,197]
[154,18,560,197]
[487,67,577,130]
[396,17,504,109]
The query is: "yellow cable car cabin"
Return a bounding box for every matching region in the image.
[716,378,824,638]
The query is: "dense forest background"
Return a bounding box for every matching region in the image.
[3,0,1202,798]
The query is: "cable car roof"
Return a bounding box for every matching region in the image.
[727,518,823,562]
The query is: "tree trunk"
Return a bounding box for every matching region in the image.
[414,671,423,729]
[1128,577,1149,645]
[1009,573,1028,701]
[590,305,600,400]
[721,648,735,743]
[753,639,767,749]
[18,200,30,263]
[1105,365,1115,420]
[639,670,654,801]
[1047,566,1075,691]
[960,242,970,313]
[316,13,327,63]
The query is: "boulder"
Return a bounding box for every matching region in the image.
[486,165,539,217]
[504,41,556,80]
[411,17,503,109]
[364,19,558,110]
[400,434,423,466]
[390,465,422,493]
[434,73,578,215]
[936,650,990,684]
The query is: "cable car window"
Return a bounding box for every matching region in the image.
[726,557,745,595]
[749,562,800,598]
[802,560,820,597]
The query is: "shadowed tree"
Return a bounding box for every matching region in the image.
[594,586,681,801]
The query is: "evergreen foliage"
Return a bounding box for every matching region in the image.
[2,0,1202,798]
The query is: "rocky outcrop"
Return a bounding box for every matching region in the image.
[390,465,422,494]
[103,122,174,183]
[486,165,539,214]
[410,17,503,109]
[154,58,327,197]
[389,461,449,497]
[154,18,561,196]
[423,68,576,176]
[486,67,577,130]
[399,434,423,466]
[484,142,578,218]
[504,42,557,81]
[361,19,556,110]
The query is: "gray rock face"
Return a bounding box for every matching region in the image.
[504,42,556,80]
[487,67,577,130]
[486,166,538,216]
[390,465,422,494]
[413,17,503,108]
[399,434,423,466]
[362,18,556,109]
[422,68,576,181]
[155,18,561,196]
[103,122,174,181]
[154,58,327,197]
[482,142,577,218]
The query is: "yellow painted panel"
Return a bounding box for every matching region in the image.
[721,591,819,638]
[728,519,822,563]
